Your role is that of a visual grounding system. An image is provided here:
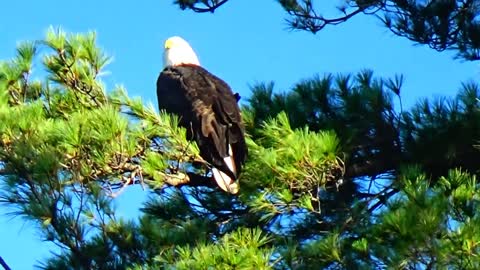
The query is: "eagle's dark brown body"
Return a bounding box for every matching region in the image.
[156,64,247,181]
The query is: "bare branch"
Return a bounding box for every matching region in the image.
[177,0,229,13]
[0,256,11,270]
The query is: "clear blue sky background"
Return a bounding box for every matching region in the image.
[0,0,478,268]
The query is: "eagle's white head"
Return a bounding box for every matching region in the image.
[163,36,200,68]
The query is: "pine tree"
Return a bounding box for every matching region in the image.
[1,4,480,270]
[174,0,480,60]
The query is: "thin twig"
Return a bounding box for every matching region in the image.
[0,256,11,270]
[189,0,229,13]
[109,176,132,198]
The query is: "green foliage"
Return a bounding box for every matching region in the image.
[246,71,401,182]
[0,29,207,269]
[2,26,480,269]
[271,169,480,269]
[242,112,342,218]
[154,228,273,270]
[251,112,340,188]
[247,71,480,183]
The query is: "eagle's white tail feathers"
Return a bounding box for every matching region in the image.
[212,145,239,194]
[212,168,238,194]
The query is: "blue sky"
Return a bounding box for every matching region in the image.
[0,0,478,268]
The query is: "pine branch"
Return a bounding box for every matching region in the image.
[173,0,480,60]
[367,188,399,213]
[178,0,229,13]
[55,50,105,107]
[282,4,368,33]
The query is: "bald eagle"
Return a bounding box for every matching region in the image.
[156,36,247,194]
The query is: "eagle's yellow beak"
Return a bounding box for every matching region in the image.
[164,39,173,49]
